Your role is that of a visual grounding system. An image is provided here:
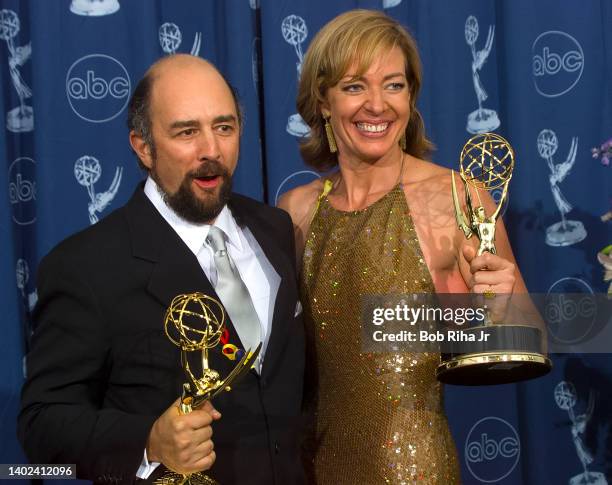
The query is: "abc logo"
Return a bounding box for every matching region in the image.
[66,54,131,123]
[532,31,584,98]
[8,157,37,226]
[465,416,520,483]
[546,277,596,345]
[274,170,320,205]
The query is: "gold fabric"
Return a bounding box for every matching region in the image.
[301,183,461,485]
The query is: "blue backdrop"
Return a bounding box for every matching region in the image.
[1,1,611,484]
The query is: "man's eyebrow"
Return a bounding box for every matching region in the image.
[169,119,201,130]
[168,115,237,130]
[213,114,237,124]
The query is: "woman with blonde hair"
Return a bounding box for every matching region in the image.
[279,9,526,484]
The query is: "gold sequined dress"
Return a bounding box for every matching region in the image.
[301,181,461,485]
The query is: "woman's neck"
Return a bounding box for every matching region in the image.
[332,148,405,211]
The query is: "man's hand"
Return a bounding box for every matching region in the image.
[146,399,222,475]
[462,244,516,323]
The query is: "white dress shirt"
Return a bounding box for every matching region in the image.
[137,177,280,478]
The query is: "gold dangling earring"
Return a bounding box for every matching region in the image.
[399,132,407,151]
[324,115,338,153]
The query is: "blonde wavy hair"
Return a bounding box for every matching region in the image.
[297,9,433,171]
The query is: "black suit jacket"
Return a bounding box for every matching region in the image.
[18,185,305,485]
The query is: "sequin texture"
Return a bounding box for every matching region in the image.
[301,184,461,484]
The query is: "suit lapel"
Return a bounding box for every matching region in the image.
[125,186,244,365]
[125,186,213,306]
[126,187,294,379]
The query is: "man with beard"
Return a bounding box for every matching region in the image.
[18,55,305,485]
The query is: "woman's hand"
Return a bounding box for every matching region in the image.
[462,243,516,323]
[461,244,516,295]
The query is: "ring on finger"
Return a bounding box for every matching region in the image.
[483,286,495,299]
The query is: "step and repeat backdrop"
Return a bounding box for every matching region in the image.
[1,1,611,483]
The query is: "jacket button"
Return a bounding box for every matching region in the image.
[274,442,280,454]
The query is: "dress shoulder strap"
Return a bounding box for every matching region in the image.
[310,178,334,222]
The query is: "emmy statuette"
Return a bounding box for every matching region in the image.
[155,293,261,485]
[436,133,552,385]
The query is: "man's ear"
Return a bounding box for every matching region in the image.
[129,131,153,169]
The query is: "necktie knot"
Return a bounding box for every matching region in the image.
[206,226,227,256]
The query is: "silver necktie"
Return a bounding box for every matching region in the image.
[206,226,262,367]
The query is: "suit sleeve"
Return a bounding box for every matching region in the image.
[17,250,156,483]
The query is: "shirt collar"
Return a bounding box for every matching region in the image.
[143,176,243,255]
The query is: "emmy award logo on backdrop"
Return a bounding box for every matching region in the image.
[537,129,586,246]
[159,22,202,57]
[465,15,499,134]
[281,14,310,137]
[0,9,33,133]
[16,258,37,312]
[554,381,607,485]
[70,0,120,16]
[74,156,122,225]
[382,0,402,8]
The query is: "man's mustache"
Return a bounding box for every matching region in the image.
[188,161,230,179]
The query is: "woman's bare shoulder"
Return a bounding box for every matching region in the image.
[403,157,456,201]
[278,177,327,263]
[409,158,453,184]
[402,158,463,238]
[277,177,325,225]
